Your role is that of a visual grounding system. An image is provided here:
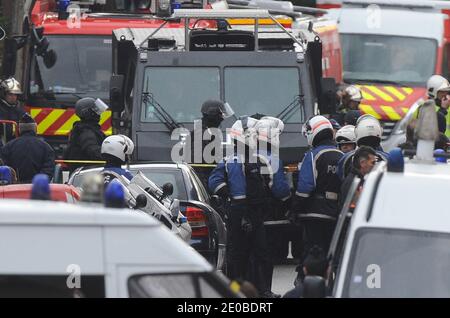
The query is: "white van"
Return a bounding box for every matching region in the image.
[0,199,238,298]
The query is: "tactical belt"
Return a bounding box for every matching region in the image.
[313,192,338,201]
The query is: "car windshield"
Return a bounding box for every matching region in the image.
[344,228,450,297]
[140,66,302,123]
[129,167,187,200]
[141,67,221,123]
[224,67,302,123]
[70,167,188,200]
[30,35,112,105]
[341,34,436,86]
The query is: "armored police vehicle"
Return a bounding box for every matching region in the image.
[108,8,336,166]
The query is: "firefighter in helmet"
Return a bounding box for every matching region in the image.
[0,78,25,143]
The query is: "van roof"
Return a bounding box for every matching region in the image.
[327,7,444,43]
[353,161,450,233]
[0,199,159,227]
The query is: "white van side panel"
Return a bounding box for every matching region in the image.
[0,225,104,275]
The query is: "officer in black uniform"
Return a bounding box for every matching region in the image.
[1,113,55,183]
[64,97,107,172]
[209,117,282,298]
[290,115,343,259]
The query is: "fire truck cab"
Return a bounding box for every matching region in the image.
[326,0,450,143]
[109,8,340,166]
[3,0,201,156]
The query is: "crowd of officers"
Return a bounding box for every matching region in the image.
[0,73,449,298]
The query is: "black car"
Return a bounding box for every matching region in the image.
[67,162,227,271]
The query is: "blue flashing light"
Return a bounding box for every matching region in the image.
[171,1,181,10]
[105,179,125,208]
[180,216,188,224]
[31,174,50,200]
[57,0,71,12]
[434,149,447,163]
[0,166,12,186]
[387,148,404,173]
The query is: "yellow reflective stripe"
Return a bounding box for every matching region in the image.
[380,106,401,121]
[30,108,42,119]
[99,112,110,125]
[36,109,65,135]
[314,25,338,33]
[56,114,79,135]
[384,86,406,101]
[359,104,382,119]
[357,86,377,101]
[365,86,394,102]
[402,87,414,95]
[227,18,291,25]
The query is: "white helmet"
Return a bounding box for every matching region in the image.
[1,78,22,95]
[101,134,135,162]
[355,115,382,142]
[336,125,356,144]
[230,116,259,147]
[345,85,362,102]
[427,75,450,99]
[255,116,284,144]
[302,115,333,147]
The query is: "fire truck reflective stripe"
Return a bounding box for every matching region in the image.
[380,106,402,121]
[358,86,377,101]
[30,109,47,125]
[45,110,74,135]
[36,109,66,135]
[383,86,406,101]
[359,104,382,119]
[401,87,414,95]
[364,86,395,102]
[402,107,409,114]
[227,18,292,26]
[99,112,113,135]
[57,114,80,135]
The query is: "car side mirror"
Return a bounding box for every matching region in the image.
[161,182,173,200]
[109,74,125,113]
[303,276,326,298]
[134,194,147,209]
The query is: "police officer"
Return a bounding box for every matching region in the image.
[208,116,281,298]
[335,125,356,153]
[333,85,362,126]
[0,78,25,143]
[101,134,134,185]
[290,115,343,258]
[337,114,389,181]
[64,97,107,172]
[0,113,55,183]
[254,116,291,285]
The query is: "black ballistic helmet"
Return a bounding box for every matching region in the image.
[75,97,99,120]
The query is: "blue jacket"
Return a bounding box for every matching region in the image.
[296,143,343,198]
[208,152,291,202]
[102,166,133,181]
[337,147,389,181]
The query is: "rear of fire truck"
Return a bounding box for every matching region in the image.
[327,0,450,141]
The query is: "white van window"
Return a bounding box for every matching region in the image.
[0,275,105,298]
[128,273,227,298]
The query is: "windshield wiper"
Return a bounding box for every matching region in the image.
[142,92,183,131]
[42,90,86,101]
[276,95,305,122]
[345,78,406,87]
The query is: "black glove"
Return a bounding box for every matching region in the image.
[216,185,229,200]
[241,215,253,233]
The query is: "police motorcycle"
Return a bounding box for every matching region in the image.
[102,170,192,242]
